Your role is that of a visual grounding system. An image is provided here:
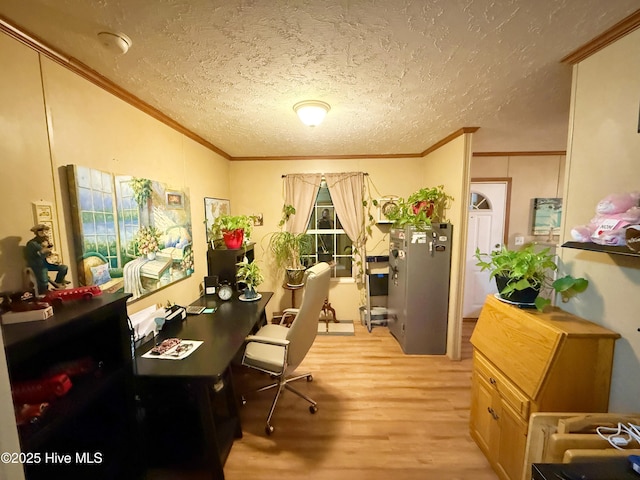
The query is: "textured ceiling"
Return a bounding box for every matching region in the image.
[0,0,638,158]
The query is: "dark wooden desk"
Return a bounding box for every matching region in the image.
[133,291,272,479]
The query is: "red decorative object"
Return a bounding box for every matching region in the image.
[222,229,244,249]
[12,373,73,404]
[43,285,102,306]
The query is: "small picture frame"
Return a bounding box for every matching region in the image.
[532,198,562,235]
[166,191,184,208]
[376,197,398,224]
[204,197,230,242]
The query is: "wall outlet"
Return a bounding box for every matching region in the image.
[515,236,525,246]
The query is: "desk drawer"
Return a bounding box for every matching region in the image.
[474,352,530,419]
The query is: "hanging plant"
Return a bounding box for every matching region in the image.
[130,178,153,206]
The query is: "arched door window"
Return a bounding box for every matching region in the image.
[469,192,492,210]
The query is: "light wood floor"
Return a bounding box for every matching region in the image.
[221,319,498,480]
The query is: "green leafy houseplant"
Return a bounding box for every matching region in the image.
[474,245,589,311]
[384,185,454,229]
[268,205,313,286]
[209,214,253,249]
[236,258,264,298]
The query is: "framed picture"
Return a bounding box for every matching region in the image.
[204,197,230,242]
[376,197,399,224]
[532,198,562,235]
[166,191,184,208]
[66,165,194,302]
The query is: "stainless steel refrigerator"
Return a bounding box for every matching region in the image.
[387,224,452,354]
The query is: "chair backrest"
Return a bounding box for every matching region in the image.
[285,262,331,372]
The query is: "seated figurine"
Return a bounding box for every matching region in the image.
[25,224,69,295]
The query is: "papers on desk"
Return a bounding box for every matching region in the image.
[142,339,203,360]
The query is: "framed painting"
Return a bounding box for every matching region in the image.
[204,197,230,243]
[66,165,193,302]
[532,198,562,235]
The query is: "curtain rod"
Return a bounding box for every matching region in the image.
[281,172,369,178]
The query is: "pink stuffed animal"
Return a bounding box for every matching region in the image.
[571,192,640,246]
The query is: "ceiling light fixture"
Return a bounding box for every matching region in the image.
[293,100,330,127]
[97,31,132,55]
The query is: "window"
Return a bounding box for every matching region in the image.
[469,192,491,210]
[303,181,353,278]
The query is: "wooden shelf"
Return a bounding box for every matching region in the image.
[561,241,640,257]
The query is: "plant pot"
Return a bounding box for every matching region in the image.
[222,229,244,249]
[412,200,434,218]
[495,275,540,304]
[285,267,306,286]
[146,252,156,260]
[243,286,258,299]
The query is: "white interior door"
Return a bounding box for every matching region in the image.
[463,182,508,318]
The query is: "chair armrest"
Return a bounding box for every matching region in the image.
[280,308,299,326]
[245,335,290,347]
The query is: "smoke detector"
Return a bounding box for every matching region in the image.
[97,31,132,55]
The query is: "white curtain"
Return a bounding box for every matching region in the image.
[283,174,322,233]
[324,172,366,283]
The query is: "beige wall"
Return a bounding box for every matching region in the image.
[471,154,565,248]
[422,134,473,359]
[1,28,473,460]
[0,30,229,466]
[560,28,640,412]
[230,157,435,323]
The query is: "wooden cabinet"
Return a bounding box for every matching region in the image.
[2,293,139,479]
[469,294,620,480]
[207,243,255,289]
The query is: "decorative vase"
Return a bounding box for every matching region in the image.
[146,252,157,260]
[222,229,244,249]
[495,275,540,304]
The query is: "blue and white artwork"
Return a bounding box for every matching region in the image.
[67,165,193,301]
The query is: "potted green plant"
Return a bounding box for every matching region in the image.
[474,244,589,311]
[384,185,454,229]
[268,205,313,286]
[209,214,253,249]
[236,258,264,300]
[268,231,313,286]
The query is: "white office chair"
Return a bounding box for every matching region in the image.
[241,262,331,435]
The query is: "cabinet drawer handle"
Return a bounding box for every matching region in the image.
[489,377,497,385]
[487,407,499,420]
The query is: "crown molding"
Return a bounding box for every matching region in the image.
[561,9,640,64]
[473,151,566,157]
[1,17,478,162]
[0,17,230,160]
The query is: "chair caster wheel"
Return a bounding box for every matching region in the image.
[306,375,313,382]
[241,396,247,406]
[309,405,318,414]
[265,424,274,435]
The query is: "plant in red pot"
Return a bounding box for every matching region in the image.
[210,214,253,249]
[384,185,454,230]
[407,185,453,222]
